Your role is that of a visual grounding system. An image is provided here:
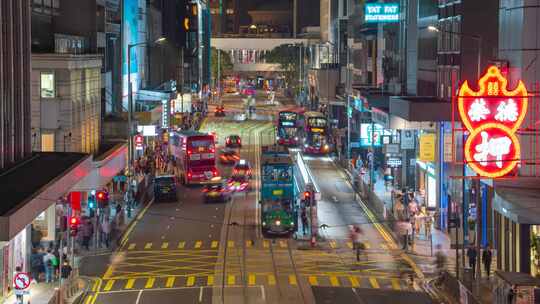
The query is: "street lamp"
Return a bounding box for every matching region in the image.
[427,25,482,80]
[127,37,167,187]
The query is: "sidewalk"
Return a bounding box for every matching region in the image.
[336,159,495,303]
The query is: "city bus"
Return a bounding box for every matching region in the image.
[276,109,303,146]
[260,145,298,235]
[302,111,330,154]
[169,130,220,185]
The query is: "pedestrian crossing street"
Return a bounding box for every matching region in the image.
[122,239,395,251]
[96,273,410,293]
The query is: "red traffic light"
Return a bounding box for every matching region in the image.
[69,216,79,226]
[303,191,311,199]
[96,190,109,203]
[96,191,105,200]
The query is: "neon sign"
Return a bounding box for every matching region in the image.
[458,66,528,178]
[365,3,399,23]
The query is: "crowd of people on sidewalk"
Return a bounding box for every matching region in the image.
[29,232,73,285]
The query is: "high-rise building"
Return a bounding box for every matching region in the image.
[0,0,32,170]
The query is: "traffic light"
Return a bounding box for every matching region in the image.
[96,190,109,206]
[69,216,80,236]
[302,191,312,207]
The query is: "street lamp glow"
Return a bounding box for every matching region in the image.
[154,37,167,44]
[249,24,257,29]
[427,25,439,32]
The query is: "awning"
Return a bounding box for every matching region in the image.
[71,144,127,191]
[493,178,540,224]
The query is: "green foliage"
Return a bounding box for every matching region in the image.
[211,47,233,82]
[263,44,302,89]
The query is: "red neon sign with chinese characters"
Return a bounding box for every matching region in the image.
[458,66,528,178]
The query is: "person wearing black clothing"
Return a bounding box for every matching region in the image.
[301,209,308,235]
[482,245,493,277]
[61,261,72,280]
[467,246,478,279]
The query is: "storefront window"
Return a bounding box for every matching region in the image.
[531,226,540,276]
[40,72,55,98]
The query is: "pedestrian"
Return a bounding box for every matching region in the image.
[116,203,124,227]
[482,245,493,277]
[52,248,60,280]
[101,218,112,248]
[13,266,24,303]
[30,248,42,283]
[350,226,363,262]
[467,245,477,279]
[81,219,94,250]
[31,224,43,249]
[43,249,55,283]
[301,209,309,235]
[60,260,72,280]
[507,285,516,304]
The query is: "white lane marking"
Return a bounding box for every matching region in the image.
[198,286,204,302]
[260,285,266,301]
[135,290,143,304]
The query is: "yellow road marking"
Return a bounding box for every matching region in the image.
[268,274,276,285]
[103,280,115,291]
[263,240,269,248]
[308,276,318,286]
[228,241,234,248]
[178,241,185,249]
[92,280,99,292]
[369,277,380,289]
[330,276,340,287]
[228,275,235,285]
[84,295,93,304]
[161,242,169,249]
[125,279,135,289]
[144,243,152,249]
[391,278,401,290]
[279,240,287,248]
[211,241,218,249]
[364,242,371,249]
[248,274,256,285]
[346,242,353,249]
[380,244,388,250]
[166,277,175,288]
[128,243,136,250]
[187,276,196,287]
[145,278,155,289]
[289,275,297,285]
[207,275,214,286]
[246,240,253,247]
[195,241,202,249]
[329,241,337,249]
[349,276,360,287]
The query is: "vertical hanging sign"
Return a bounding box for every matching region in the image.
[458,66,528,178]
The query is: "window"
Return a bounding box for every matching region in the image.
[41,133,55,151]
[40,72,55,98]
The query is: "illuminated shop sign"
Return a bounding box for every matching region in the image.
[365,3,399,23]
[458,66,528,178]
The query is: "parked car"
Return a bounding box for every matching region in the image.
[154,175,177,202]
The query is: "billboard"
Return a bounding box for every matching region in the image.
[365,3,399,23]
[122,0,146,110]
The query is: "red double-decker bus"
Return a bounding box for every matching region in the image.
[302,111,330,154]
[169,131,220,185]
[276,108,303,146]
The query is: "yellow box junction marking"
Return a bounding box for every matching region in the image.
[391,278,401,290]
[187,276,196,287]
[308,276,318,286]
[207,275,214,286]
[268,274,276,285]
[211,241,218,249]
[369,277,380,289]
[228,275,235,285]
[166,277,175,288]
[145,278,155,289]
[329,241,337,249]
[263,240,269,248]
[279,240,287,248]
[125,279,135,289]
[289,275,297,285]
[144,243,152,249]
[248,274,256,285]
[349,276,360,287]
[178,241,185,249]
[194,241,202,249]
[246,240,253,247]
[161,242,169,249]
[346,242,353,249]
[227,241,234,248]
[330,276,340,286]
[128,243,136,250]
[103,280,115,291]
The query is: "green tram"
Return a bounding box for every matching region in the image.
[260,145,298,235]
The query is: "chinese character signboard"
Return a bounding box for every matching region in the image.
[365,3,399,23]
[458,66,528,178]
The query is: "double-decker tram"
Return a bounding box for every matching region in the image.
[260,146,298,235]
[169,131,220,185]
[302,111,330,154]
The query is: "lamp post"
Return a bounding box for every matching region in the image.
[127,37,166,185]
[428,25,483,281]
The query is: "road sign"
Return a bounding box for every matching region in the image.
[13,272,31,290]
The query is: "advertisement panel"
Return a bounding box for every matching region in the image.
[365,3,399,23]
[360,124,384,147]
[419,134,436,162]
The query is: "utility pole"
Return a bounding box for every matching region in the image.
[217,49,221,105]
[346,47,351,162]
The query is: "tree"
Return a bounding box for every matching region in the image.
[211,47,233,85]
[263,44,301,91]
